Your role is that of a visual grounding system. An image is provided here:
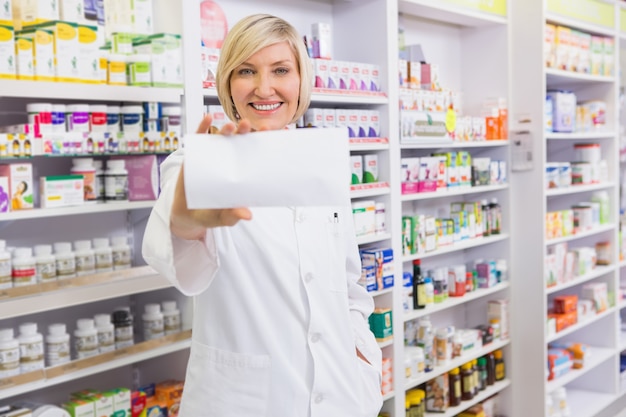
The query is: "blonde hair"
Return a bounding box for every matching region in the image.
[216,14,312,125]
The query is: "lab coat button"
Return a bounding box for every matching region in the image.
[296,211,306,222]
[304,273,314,283]
[310,333,320,343]
[314,394,324,403]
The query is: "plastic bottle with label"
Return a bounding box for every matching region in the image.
[412,259,426,309]
[142,304,165,341]
[111,236,131,270]
[93,160,105,203]
[12,247,36,287]
[0,328,20,378]
[18,322,45,372]
[74,318,98,359]
[94,313,115,353]
[45,323,70,367]
[105,159,129,201]
[489,198,501,235]
[34,244,56,283]
[112,308,134,349]
[71,158,97,203]
[93,237,113,273]
[54,242,76,279]
[162,300,182,335]
[0,240,11,289]
[74,240,96,277]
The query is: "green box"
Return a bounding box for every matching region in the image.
[369,308,392,340]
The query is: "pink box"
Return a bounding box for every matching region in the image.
[110,155,158,201]
[0,163,34,210]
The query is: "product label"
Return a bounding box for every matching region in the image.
[113,248,131,269]
[96,252,113,272]
[164,315,181,335]
[56,257,77,279]
[115,326,134,349]
[76,254,96,275]
[19,341,44,372]
[12,266,36,286]
[46,341,70,366]
[0,258,11,289]
[36,260,57,282]
[105,174,128,201]
[143,318,164,341]
[75,334,98,359]
[97,330,115,353]
[0,346,19,373]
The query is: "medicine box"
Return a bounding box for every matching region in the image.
[14,33,34,80]
[77,24,101,83]
[360,264,376,292]
[368,308,392,341]
[13,0,59,29]
[360,248,394,290]
[111,155,158,201]
[363,154,378,183]
[104,387,131,417]
[40,175,84,208]
[0,25,16,79]
[0,163,33,210]
[37,21,80,82]
[547,91,576,133]
[62,398,95,417]
[311,22,332,60]
[350,155,362,185]
[425,373,449,412]
[0,0,11,26]
[0,176,9,212]
[155,380,183,417]
[313,58,328,88]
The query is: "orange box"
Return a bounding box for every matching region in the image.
[553,294,578,314]
[155,380,184,417]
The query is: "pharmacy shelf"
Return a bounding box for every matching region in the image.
[356,232,392,246]
[400,140,509,149]
[0,331,191,401]
[378,339,394,349]
[545,131,617,140]
[370,287,393,298]
[349,138,390,152]
[545,346,615,394]
[350,182,391,199]
[401,184,508,202]
[398,0,507,27]
[620,331,626,351]
[545,12,616,37]
[546,265,616,295]
[382,391,395,402]
[424,379,511,417]
[404,282,510,322]
[545,68,615,87]
[565,389,617,417]
[0,201,155,222]
[0,80,183,103]
[402,234,509,263]
[546,306,616,344]
[406,339,510,390]
[545,182,616,197]
[546,224,616,246]
[202,87,389,105]
[0,266,170,319]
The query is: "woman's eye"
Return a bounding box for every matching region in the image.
[237,68,254,76]
[275,67,290,75]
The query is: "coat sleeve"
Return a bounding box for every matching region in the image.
[342,206,383,379]
[142,149,220,296]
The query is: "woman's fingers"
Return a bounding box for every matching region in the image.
[196,114,213,134]
[219,207,253,226]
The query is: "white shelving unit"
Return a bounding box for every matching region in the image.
[510,1,626,416]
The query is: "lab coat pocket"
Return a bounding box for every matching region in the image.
[181,341,271,417]
[326,217,348,293]
[357,358,383,417]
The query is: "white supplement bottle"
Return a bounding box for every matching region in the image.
[54,242,76,279]
[0,328,20,378]
[73,240,95,277]
[93,237,113,273]
[93,160,105,203]
[45,323,70,367]
[12,247,36,287]
[66,104,90,133]
[74,318,98,359]
[71,158,97,203]
[111,236,131,270]
[51,104,66,133]
[18,322,45,372]
[162,300,182,335]
[34,244,57,283]
[94,313,115,353]
[142,303,164,341]
[89,104,108,133]
[0,240,12,289]
[104,159,128,202]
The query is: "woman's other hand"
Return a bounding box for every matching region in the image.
[170,114,252,240]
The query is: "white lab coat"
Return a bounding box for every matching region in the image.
[142,149,383,417]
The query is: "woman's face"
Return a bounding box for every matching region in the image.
[230,41,301,131]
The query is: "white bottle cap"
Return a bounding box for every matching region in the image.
[0,328,14,340]
[93,238,110,248]
[19,322,38,335]
[161,301,177,312]
[54,242,72,254]
[13,247,33,259]
[93,160,103,170]
[72,158,94,167]
[111,236,127,246]
[162,106,182,116]
[89,104,108,113]
[120,105,144,114]
[145,303,161,314]
[34,244,53,256]
[77,318,95,330]
[74,240,92,251]
[48,323,67,336]
[106,105,120,114]
[26,103,52,113]
[0,239,6,251]
[94,314,111,326]
[107,160,126,170]
[67,104,90,113]
[51,104,66,112]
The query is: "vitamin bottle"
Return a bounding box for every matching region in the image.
[71,158,97,203]
[93,160,105,202]
[424,271,434,306]
[472,358,479,396]
[416,317,434,372]
[105,159,129,202]
[34,244,56,283]
[489,198,501,235]
[18,322,44,372]
[0,328,20,378]
[0,240,11,289]
[412,259,426,309]
[448,367,462,407]
[89,104,108,133]
[486,352,496,386]
[481,199,490,237]
[12,247,36,287]
[461,362,474,401]
[93,237,113,273]
[142,303,165,341]
[435,327,451,366]
[74,240,96,277]
[490,318,501,341]
[112,308,134,349]
[54,242,76,279]
[45,323,70,367]
[477,357,488,391]
[51,104,67,133]
[94,313,115,353]
[74,318,98,359]
[111,236,131,270]
[494,349,506,381]
[162,300,182,335]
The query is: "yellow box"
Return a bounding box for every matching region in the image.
[15,33,34,80]
[0,0,12,26]
[13,0,59,29]
[36,20,79,82]
[19,25,55,81]
[78,24,102,83]
[0,24,16,79]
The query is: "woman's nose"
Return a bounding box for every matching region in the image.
[254,72,274,97]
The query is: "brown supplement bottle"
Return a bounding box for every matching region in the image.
[448,367,462,406]
[461,363,474,401]
[494,349,506,381]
